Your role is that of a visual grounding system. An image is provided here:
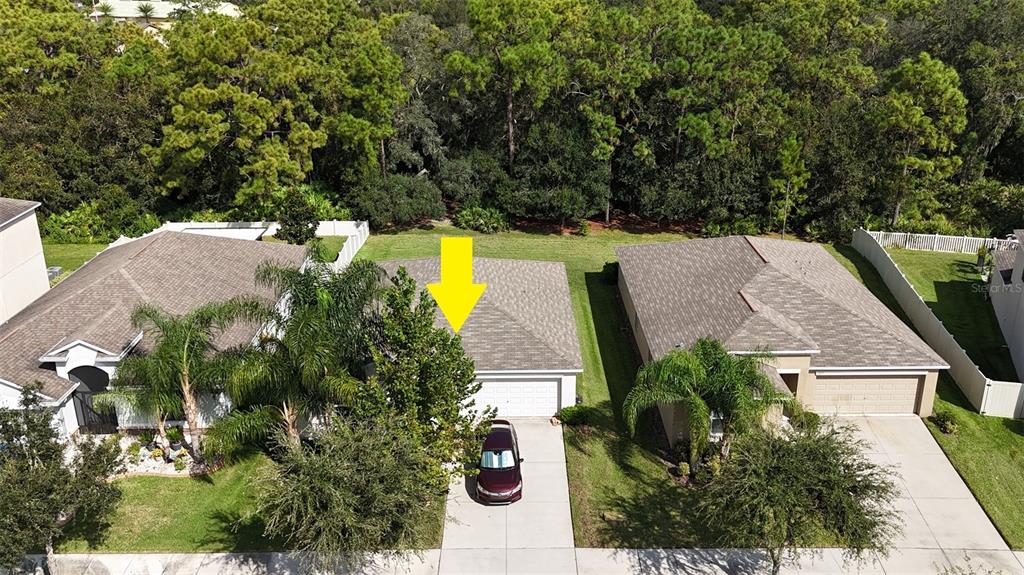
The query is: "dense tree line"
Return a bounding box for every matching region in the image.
[1,0,1022,241]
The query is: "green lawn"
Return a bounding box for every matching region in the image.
[59,455,276,553]
[829,246,1024,549]
[886,249,1018,381]
[262,235,348,262]
[58,453,446,552]
[359,224,713,547]
[42,243,105,284]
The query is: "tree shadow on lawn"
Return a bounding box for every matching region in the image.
[583,267,669,454]
[207,509,283,552]
[592,464,716,551]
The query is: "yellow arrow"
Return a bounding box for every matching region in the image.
[427,237,487,333]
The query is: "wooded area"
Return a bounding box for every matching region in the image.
[1,0,1022,242]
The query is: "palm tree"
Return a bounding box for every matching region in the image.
[96,2,114,18]
[94,350,182,447]
[622,338,788,471]
[123,298,268,458]
[206,259,384,455]
[136,2,155,22]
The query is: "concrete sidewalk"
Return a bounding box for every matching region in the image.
[12,548,1024,575]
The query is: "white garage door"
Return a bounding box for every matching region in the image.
[475,379,560,417]
[813,375,923,414]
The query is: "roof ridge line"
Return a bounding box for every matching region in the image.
[744,236,769,263]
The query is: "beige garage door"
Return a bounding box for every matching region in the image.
[813,375,923,414]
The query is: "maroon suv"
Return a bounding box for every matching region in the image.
[475,420,523,504]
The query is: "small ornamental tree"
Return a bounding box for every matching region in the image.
[699,420,902,575]
[255,418,438,571]
[275,188,318,245]
[360,267,493,491]
[0,387,123,572]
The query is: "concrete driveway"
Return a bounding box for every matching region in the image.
[439,418,576,574]
[842,416,1022,573]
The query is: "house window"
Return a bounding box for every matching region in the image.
[710,411,725,439]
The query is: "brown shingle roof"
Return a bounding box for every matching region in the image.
[379,258,582,372]
[617,237,947,369]
[0,232,307,400]
[0,197,39,229]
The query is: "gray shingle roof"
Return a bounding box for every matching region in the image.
[0,232,307,400]
[379,258,582,372]
[0,197,39,229]
[616,237,947,369]
[994,249,1018,283]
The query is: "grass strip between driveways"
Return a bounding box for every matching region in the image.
[828,245,1024,550]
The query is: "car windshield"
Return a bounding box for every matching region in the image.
[480,448,516,469]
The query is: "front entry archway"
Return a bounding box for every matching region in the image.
[69,366,118,434]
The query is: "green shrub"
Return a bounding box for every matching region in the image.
[454,206,509,234]
[350,174,444,228]
[576,220,591,236]
[556,405,593,426]
[932,409,960,435]
[127,442,141,465]
[275,188,318,245]
[139,430,155,445]
[300,184,350,220]
[789,408,821,431]
[676,462,691,479]
[174,457,187,472]
[166,426,184,443]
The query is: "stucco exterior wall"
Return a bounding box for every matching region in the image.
[0,380,22,409]
[0,211,48,324]
[618,266,652,363]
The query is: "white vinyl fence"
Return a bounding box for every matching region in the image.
[866,230,1018,254]
[112,220,371,269]
[852,228,1024,418]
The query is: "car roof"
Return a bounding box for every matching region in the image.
[483,425,516,450]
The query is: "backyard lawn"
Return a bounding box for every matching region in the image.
[42,243,105,284]
[262,235,348,262]
[831,246,1024,549]
[887,249,1018,381]
[358,224,705,547]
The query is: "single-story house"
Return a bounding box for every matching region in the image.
[991,230,1024,382]
[0,231,306,436]
[0,198,49,326]
[380,257,583,417]
[89,0,241,29]
[616,237,949,443]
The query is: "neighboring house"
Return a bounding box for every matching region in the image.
[991,230,1024,382]
[380,258,583,417]
[0,231,306,435]
[617,237,949,443]
[0,198,49,327]
[89,0,241,29]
